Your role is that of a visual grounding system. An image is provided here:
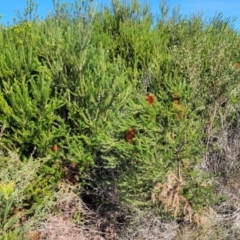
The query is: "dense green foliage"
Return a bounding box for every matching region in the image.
[1,0,240,237]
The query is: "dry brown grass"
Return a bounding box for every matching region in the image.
[119,210,179,240]
[26,181,108,240]
[151,171,206,227]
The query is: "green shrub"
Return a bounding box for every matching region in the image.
[1,0,240,231]
[0,147,49,238]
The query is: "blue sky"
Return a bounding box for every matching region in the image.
[0,0,239,30]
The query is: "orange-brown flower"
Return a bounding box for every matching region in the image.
[234,62,240,70]
[172,93,186,119]
[51,144,58,153]
[173,99,179,105]
[125,128,136,144]
[146,94,155,105]
[172,101,186,119]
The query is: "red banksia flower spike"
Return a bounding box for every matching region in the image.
[146,94,155,105]
[51,144,58,153]
[125,128,136,144]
